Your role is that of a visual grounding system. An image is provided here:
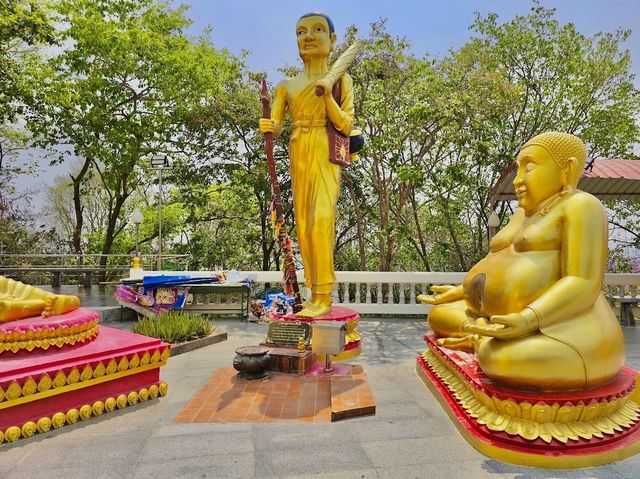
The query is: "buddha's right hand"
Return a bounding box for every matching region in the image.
[258,118,275,134]
[417,284,456,305]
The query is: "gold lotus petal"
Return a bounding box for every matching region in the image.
[21,377,37,396]
[127,391,138,406]
[5,426,21,442]
[92,401,104,416]
[106,360,117,375]
[36,417,51,433]
[486,414,510,432]
[569,423,592,440]
[140,352,150,366]
[116,394,127,409]
[149,385,159,399]
[66,409,79,424]
[79,405,92,421]
[538,423,554,443]
[151,350,161,363]
[53,371,66,388]
[21,421,37,438]
[117,357,129,372]
[517,420,540,441]
[7,381,21,400]
[37,374,52,393]
[66,368,80,385]
[159,382,168,396]
[80,365,93,382]
[93,362,106,378]
[51,412,66,429]
[105,397,116,412]
[129,354,140,369]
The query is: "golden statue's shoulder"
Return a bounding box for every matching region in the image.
[566,189,606,211]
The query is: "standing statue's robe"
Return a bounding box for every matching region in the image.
[271,73,354,294]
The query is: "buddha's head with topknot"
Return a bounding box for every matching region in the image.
[514,132,587,214]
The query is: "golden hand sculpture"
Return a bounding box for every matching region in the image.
[0,275,80,322]
[258,13,355,318]
[420,132,625,391]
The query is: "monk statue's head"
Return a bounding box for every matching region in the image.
[296,12,336,61]
[514,132,587,214]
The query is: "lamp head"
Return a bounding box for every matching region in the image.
[130,208,143,225]
[150,154,169,168]
[488,211,501,228]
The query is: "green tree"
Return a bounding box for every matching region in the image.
[0,1,56,258]
[29,0,243,278]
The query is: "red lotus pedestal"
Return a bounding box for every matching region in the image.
[0,308,169,444]
[416,331,640,468]
[268,306,362,360]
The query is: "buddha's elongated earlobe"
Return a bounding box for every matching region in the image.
[561,156,578,194]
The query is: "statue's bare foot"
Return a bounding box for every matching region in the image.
[296,303,320,318]
[436,334,476,352]
[43,294,80,317]
[295,300,332,318]
[307,303,332,318]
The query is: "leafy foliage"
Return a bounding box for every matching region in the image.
[131,311,214,343]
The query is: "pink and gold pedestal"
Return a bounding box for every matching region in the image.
[268,306,362,360]
[0,308,169,444]
[417,332,640,468]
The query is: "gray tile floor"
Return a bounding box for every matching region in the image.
[1,316,639,479]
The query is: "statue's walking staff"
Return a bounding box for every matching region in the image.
[260,78,303,312]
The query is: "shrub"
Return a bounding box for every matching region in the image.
[131,311,214,344]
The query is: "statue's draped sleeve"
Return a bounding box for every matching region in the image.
[326,73,354,136]
[270,80,288,138]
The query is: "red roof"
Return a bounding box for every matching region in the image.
[490,159,640,201]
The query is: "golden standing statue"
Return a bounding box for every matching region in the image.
[259,13,354,318]
[419,132,624,391]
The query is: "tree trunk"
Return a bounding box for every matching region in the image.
[99,182,130,283]
[71,157,91,284]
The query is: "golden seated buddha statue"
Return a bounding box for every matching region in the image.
[418,132,625,391]
[0,275,80,322]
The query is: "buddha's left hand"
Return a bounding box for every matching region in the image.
[464,312,537,339]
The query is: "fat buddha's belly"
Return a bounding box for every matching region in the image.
[463,246,560,317]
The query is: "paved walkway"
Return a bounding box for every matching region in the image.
[0,317,639,479]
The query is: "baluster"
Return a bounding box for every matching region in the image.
[332,283,339,303]
[401,283,407,304]
[377,283,383,304]
[344,282,350,303]
[365,284,372,304]
[355,282,361,305]
[410,283,416,304]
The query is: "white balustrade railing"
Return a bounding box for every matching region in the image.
[143,270,640,317]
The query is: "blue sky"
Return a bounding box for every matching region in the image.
[172,0,640,78]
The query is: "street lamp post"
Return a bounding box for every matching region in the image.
[150,154,170,271]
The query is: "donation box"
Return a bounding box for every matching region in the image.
[312,321,346,356]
